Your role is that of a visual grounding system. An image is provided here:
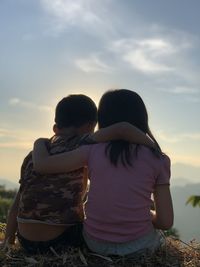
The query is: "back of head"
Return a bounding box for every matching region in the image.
[98,89,161,166]
[98,89,148,133]
[55,94,97,128]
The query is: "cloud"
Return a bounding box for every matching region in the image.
[157,131,200,143]
[41,0,99,23]
[0,127,49,150]
[111,38,177,74]
[0,128,32,150]
[108,23,199,83]
[169,87,199,94]
[157,86,200,103]
[0,128,10,138]
[124,50,172,73]
[0,141,32,150]
[8,98,52,112]
[40,0,106,35]
[184,96,200,103]
[182,133,200,140]
[40,0,116,40]
[157,132,180,144]
[157,130,200,167]
[40,0,200,91]
[75,55,113,73]
[160,86,200,95]
[169,151,200,167]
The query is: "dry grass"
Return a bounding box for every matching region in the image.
[1,224,200,267]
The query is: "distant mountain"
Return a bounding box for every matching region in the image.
[171,177,192,187]
[172,163,200,183]
[0,178,18,190]
[171,183,200,242]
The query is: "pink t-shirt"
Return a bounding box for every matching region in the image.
[80,144,170,243]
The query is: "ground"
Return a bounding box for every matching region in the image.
[0,223,200,267]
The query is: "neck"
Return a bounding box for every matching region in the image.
[55,127,78,136]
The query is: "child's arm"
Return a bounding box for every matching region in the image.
[33,139,87,173]
[151,185,174,230]
[3,190,20,246]
[88,122,155,148]
[32,122,156,174]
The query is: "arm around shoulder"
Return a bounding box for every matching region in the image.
[91,122,156,148]
[33,138,89,174]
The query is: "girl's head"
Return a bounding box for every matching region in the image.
[98,89,149,133]
[98,89,161,166]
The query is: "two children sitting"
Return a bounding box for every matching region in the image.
[3,91,173,256]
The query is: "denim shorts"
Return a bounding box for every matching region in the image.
[83,229,165,256]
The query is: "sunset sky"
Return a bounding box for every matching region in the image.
[0,0,200,184]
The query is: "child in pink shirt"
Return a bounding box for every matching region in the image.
[33,89,173,256]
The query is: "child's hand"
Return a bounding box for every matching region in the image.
[33,138,49,152]
[34,138,49,145]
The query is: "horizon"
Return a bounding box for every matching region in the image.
[1,0,200,183]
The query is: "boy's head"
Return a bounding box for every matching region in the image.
[54,94,97,135]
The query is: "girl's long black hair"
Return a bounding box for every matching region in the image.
[98,89,162,166]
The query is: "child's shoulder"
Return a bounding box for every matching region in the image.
[139,145,170,164]
[50,134,84,153]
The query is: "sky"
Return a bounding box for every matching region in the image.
[0,0,200,184]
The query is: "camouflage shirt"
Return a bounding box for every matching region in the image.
[18,135,86,225]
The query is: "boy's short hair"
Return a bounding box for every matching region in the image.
[55,94,97,128]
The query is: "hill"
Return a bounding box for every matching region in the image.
[171,183,200,242]
[0,178,18,190]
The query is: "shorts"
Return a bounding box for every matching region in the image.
[17,223,83,254]
[83,228,165,256]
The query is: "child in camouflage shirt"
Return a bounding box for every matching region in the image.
[4,94,97,253]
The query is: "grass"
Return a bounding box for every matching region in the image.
[1,223,200,267]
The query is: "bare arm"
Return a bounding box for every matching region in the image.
[90,122,155,148]
[33,122,155,174]
[33,139,87,173]
[151,185,174,230]
[3,190,20,245]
